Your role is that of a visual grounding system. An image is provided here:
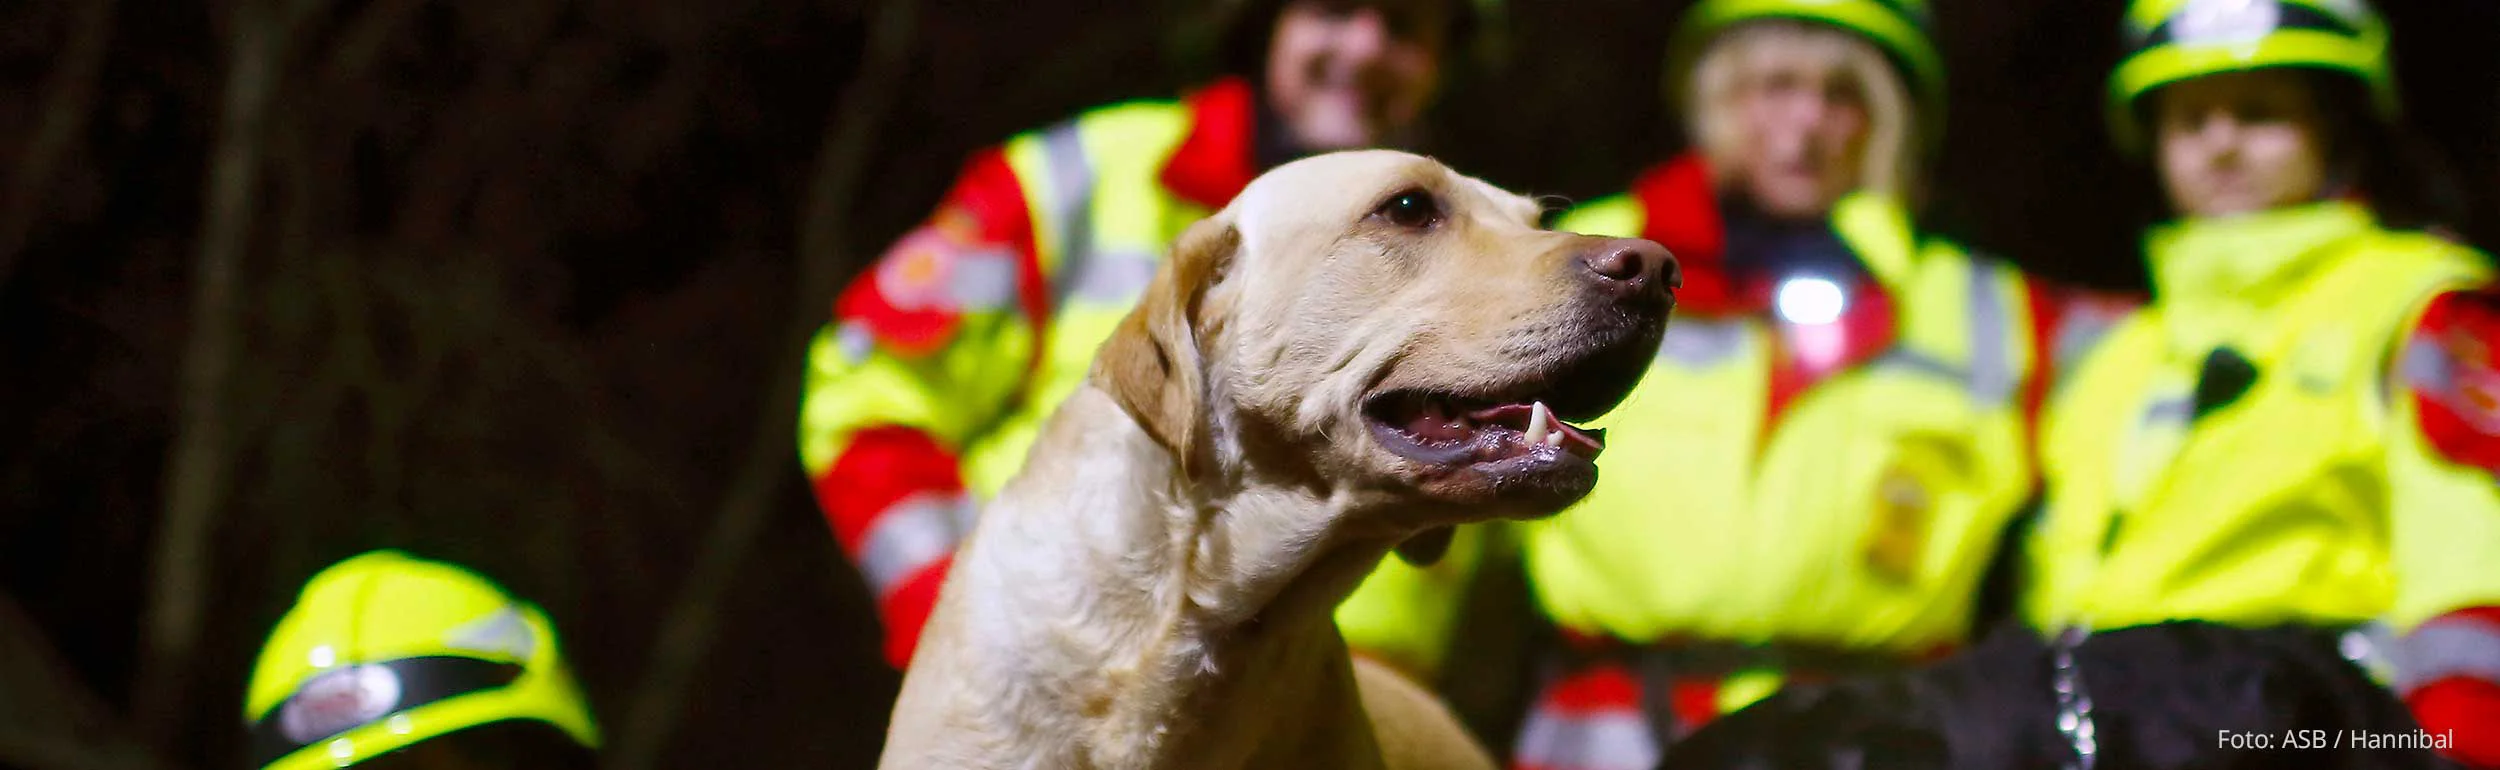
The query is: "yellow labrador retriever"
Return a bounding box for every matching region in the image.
[879,150,1676,770]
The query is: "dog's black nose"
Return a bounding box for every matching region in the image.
[1578,237,1678,302]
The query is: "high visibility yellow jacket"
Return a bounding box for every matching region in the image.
[2023,201,2500,764]
[797,80,1260,667]
[1339,156,2060,711]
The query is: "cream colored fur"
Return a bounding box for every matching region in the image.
[879,151,1666,770]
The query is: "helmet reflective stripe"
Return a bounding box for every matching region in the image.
[2132,0,2361,48]
[1667,0,1947,139]
[2106,0,2395,152]
[245,551,598,769]
[247,656,525,767]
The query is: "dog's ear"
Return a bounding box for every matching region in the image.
[1393,526,1456,566]
[1096,216,1238,476]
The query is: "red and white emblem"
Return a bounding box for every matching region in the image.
[837,207,1023,356]
[2407,290,2500,472]
[2429,330,2500,434]
[871,207,1018,315]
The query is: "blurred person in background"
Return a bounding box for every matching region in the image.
[243,551,599,770]
[797,0,1492,670]
[1334,2,2081,768]
[1663,0,2500,767]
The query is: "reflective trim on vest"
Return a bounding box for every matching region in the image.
[1040,120,1098,307]
[832,322,877,366]
[1866,259,2017,404]
[856,491,975,594]
[2028,230,2493,631]
[1513,710,1660,770]
[966,101,1198,497]
[2142,394,2193,427]
[1527,247,2031,651]
[2053,306,2127,382]
[1967,259,2015,405]
[2399,335,2455,407]
[2393,616,2500,693]
[1066,249,1161,304]
[1869,348,1961,382]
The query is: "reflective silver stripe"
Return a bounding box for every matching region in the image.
[1040,121,1098,308]
[2391,617,2500,693]
[1067,248,1160,305]
[1967,258,2014,406]
[1870,348,1964,382]
[443,607,537,661]
[2388,337,2448,410]
[950,491,981,533]
[832,322,876,366]
[2142,395,2193,427]
[2400,337,2453,394]
[2344,624,2403,687]
[855,492,974,595]
[2053,318,2115,376]
[1512,710,1660,770]
[1858,259,2014,403]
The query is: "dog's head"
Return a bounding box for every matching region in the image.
[1095,150,1674,559]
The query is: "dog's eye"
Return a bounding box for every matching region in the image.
[1370,189,1442,230]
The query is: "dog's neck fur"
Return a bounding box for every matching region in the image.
[909,384,1400,770]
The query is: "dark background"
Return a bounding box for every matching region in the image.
[2,1,2496,768]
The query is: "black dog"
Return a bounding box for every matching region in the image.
[1660,621,2460,770]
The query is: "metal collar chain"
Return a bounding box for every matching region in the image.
[2051,626,2099,770]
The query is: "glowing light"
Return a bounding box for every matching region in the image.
[1776,277,1846,325]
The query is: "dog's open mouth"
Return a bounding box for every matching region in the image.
[1362,391,1607,467]
[1357,312,1661,506]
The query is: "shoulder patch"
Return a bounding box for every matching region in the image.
[874,208,1021,314]
[2403,289,2500,472]
[835,208,1022,356]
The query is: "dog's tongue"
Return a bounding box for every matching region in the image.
[1468,401,1605,460]
[1404,401,1474,444]
[1389,398,1607,461]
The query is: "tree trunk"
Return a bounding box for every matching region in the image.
[131,0,325,747]
[0,0,117,291]
[605,0,925,766]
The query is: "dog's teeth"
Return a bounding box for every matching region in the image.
[1543,428,1565,448]
[1524,401,1552,447]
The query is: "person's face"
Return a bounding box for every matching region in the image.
[1726,49,1870,219]
[2155,69,2330,218]
[1263,0,1448,151]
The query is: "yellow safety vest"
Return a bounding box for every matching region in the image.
[799,98,1221,499]
[1340,191,2045,681]
[798,84,1257,665]
[2026,201,2500,634]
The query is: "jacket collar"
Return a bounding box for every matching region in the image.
[1630,154,1907,318]
[1629,154,1737,312]
[2147,201,2377,309]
